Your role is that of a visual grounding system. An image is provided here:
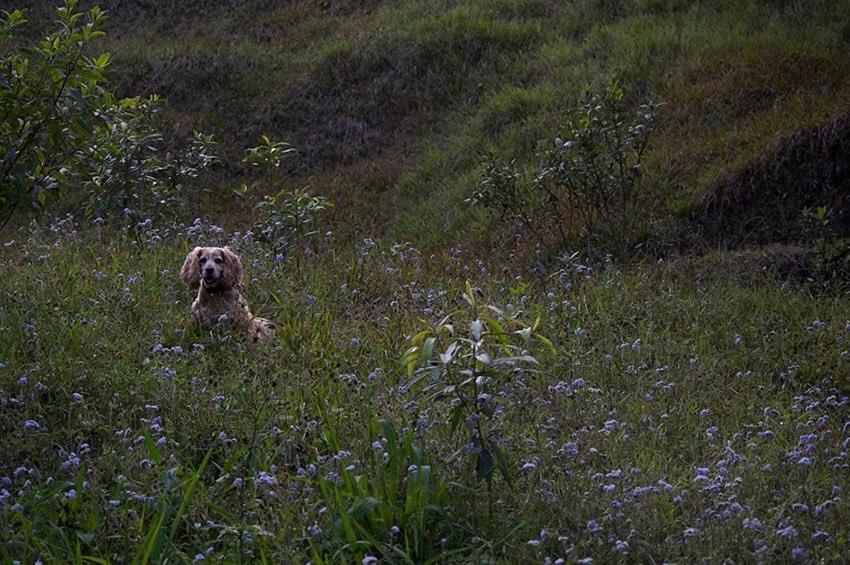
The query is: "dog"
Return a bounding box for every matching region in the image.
[179,246,276,344]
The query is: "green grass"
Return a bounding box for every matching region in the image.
[1,221,848,561]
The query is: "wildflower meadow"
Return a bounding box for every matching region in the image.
[2,0,850,562]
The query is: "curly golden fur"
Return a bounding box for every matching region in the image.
[180,246,276,344]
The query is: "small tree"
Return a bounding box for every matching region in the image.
[0,2,110,229]
[401,282,552,494]
[235,136,332,259]
[469,80,658,252]
[0,2,218,229]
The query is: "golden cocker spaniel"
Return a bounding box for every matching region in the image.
[180,246,276,344]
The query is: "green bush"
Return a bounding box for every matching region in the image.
[82,95,218,221]
[253,186,332,258]
[0,1,217,229]
[401,281,551,490]
[0,2,109,228]
[236,136,332,259]
[469,80,658,252]
[801,205,850,287]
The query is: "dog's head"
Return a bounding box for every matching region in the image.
[180,246,243,291]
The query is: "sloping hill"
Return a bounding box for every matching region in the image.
[20,0,850,244]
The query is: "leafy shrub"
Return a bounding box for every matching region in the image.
[253,187,331,257]
[82,95,218,221]
[236,136,332,259]
[401,282,551,490]
[801,205,850,287]
[242,135,296,170]
[0,2,217,229]
[469,80,658,252]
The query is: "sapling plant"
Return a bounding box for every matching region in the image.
[801,205,850,285]
[401,281,553,491]
[235,136,332,259]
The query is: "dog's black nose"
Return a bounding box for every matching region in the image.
[204,267,214,275]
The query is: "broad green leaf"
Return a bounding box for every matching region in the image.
[141,429,161,463]
[419,336,436,363]
[490,440,513,488]
[439,342,459,365]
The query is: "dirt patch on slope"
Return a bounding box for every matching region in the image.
[699,113,850,245]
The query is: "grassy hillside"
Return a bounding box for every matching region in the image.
[3,1,850,562]
[18,0,850,245]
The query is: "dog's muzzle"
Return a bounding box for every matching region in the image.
[202,267,219,285]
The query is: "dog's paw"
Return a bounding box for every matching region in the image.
[249,317,276,344]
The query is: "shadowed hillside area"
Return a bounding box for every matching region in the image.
[2,1,850,563]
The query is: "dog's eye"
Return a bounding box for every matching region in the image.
[199,257,207,264]
[214,258,224,264]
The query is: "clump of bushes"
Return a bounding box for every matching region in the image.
[469,80,658,253]
[235,135,332,259]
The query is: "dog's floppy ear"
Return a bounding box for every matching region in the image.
[180,247,203,290]
[221,246,244,289]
